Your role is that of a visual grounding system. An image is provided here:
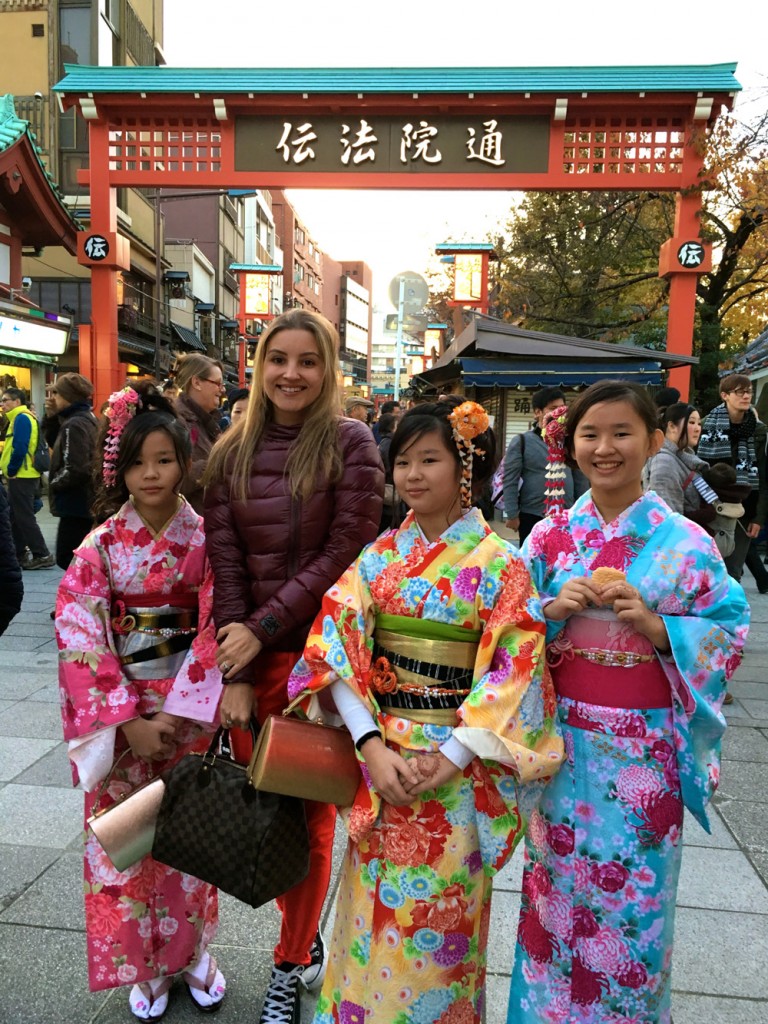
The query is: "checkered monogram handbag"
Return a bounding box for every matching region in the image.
[152,724,310,908]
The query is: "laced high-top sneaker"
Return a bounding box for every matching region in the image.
[259,961,303,1024]
[299,931,327,992]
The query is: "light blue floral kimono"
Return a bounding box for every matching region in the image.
[507,491,749,1024]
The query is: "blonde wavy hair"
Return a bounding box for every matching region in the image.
[204,309,343,500]
[174,353,222,394]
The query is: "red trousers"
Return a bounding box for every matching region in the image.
[230,649,337,966]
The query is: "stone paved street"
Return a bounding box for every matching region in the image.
[1,509,766,1023]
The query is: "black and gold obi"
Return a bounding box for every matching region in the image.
[111,593,198,681]
[369,614,480,726]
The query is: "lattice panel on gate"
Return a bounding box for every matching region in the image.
[108,119,222,174]
[561,117,686,177]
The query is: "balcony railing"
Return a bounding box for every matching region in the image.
[13,95,48,155]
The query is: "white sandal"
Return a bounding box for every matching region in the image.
[128,977,172,1020]
[183,952,226,1013]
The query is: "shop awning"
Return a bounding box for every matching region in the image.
[0,346,58,368]
[457,357,663,387]
[118,336,154,356]
[171,322,207,352]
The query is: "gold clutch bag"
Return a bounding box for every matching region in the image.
[87,752,165,872]
[247,702,361,807]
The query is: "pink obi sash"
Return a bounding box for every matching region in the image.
[547,608,671,710]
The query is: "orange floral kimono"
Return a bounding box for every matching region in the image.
[287,507,563,1024]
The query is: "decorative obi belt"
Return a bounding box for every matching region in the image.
[547,608,671,710]
[111,591,198,681]
[370,614,480,726]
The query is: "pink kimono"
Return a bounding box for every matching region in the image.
[56,498,223,992]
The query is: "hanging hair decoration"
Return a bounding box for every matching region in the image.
[448,400,489,508]
[102,386,141,486]
[542,404,568,516]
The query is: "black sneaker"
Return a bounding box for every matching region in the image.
[259,961,303,1024]
[300,930,327,992]
[26,554,55,570]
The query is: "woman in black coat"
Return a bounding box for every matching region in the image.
[43,373,99,569]
[0,480,23,635]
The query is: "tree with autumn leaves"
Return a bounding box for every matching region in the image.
[427,100,768,411]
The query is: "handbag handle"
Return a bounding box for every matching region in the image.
[205,720,260,765]
[91,747,155,814]
[282,693,311,719]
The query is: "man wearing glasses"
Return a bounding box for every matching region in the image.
[0,388,54,570]
[699,373,768,590]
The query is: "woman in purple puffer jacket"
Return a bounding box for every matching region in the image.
[202,308,383,1024]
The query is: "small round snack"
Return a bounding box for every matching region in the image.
[591,567,626,587]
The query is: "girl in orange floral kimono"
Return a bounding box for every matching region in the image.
[287,400,563,1024]
[56,384,225,1020]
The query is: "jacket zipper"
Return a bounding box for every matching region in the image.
[287,495,302,579]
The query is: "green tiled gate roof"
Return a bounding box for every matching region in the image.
[0,93,76,223]
[54,63,741,95]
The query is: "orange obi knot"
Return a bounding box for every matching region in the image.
[110,601,136,635]
[370,656,398,694]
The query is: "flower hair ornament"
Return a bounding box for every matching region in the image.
[102,386,141,486]
[448,401,489,508]
[542,404,568,516]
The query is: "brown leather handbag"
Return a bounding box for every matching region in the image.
[87,751,165,872]
[247,697,361,807]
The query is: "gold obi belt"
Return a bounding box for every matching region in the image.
[371,614,480,726]
[111,599,199,678]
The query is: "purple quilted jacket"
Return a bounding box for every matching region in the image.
[203,417,383,678]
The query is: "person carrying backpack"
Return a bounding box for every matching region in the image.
[0,387,54,569]
[501,387,586,544]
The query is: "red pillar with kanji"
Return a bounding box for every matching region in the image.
[78,120,130,407]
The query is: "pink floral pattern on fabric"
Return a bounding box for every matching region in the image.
[56,499,222,992]
[507,490,750,1024]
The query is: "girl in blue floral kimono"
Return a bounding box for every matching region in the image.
[507,381,749,1024]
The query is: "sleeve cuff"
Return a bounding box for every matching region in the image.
[439,733,475,769]
[330,678,376,744]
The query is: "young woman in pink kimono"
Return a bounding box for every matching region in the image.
[56,383,225,1020]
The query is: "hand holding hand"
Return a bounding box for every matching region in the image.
[359,738,421,806]
[121,716,177,762]
[545,577,602,621]
[404,751,459,797]
[216,623,262,680]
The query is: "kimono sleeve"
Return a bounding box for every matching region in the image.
[287,549,377,711]
[654,529,749,823]
[163,563,223,723]
[56,542,141,788]
[454,555,564,784]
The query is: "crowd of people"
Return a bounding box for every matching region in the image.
[0,312,753,1024]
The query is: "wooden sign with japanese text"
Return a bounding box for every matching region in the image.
[235,116,549,175]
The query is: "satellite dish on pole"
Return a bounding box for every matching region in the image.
[388,271,429,313]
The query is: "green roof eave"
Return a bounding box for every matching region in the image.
[0,94,81,243]
[53,62,741,96]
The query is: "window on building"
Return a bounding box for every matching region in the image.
[58,4,92,193]
[27,279,92,322]
[295,226,305,246]
[59,4,92,78]
[294,262,304,284]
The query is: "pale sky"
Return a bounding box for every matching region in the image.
[163,0,765,308]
